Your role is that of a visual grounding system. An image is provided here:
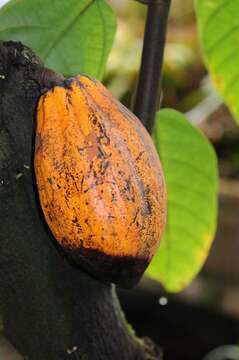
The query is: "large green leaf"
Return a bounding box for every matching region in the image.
[195,0,239,124]
[147,109,218,292]
[0,0,116,79]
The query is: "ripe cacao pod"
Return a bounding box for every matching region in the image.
[34,75,166,288]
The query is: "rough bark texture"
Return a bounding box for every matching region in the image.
[0,41,162,360]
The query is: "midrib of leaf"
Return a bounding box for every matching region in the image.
[0,25,47,32]
[42,0,94,61]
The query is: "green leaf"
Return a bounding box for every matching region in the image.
[147,109,218,292]
[0,0,116,79]
[195,0,239,124]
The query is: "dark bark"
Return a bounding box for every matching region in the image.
[0,41,162,360]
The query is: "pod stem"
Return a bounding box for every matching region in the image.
[133,0,172,133]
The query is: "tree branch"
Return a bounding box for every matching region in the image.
[133,0,171,133]
[0,41,162,360]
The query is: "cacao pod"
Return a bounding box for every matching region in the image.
[34,75,166,288]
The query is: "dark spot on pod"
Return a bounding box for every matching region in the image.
[135,151,144,162]
[65,246,149,289]
[48,212,53,222]
[111,193,116,202]
[92,113,97,125]
[66,92,73,105]
[146,200,152,215]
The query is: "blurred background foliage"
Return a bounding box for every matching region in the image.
[107,0,239,176]
[107,0,204,113]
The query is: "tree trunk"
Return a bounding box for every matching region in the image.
[0,41,162,360]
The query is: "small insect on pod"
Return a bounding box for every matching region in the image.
[34,75,167,288]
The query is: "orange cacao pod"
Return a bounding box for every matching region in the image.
[34,75,167,288]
